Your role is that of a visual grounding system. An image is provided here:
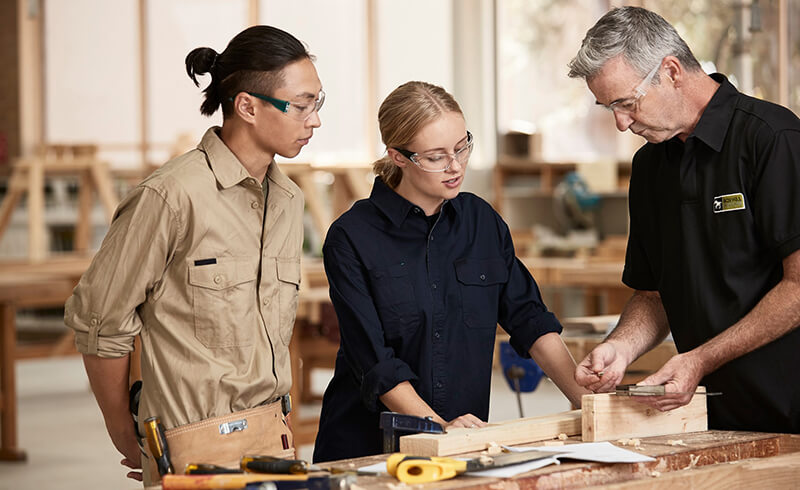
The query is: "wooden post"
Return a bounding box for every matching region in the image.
[0,303,27,461]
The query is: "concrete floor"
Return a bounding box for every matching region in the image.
[0,356,572,490]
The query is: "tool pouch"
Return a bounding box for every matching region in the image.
[143,399,294,481]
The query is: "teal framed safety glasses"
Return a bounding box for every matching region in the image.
[244,90,325,121]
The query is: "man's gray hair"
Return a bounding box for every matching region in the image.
[568,6,702,82]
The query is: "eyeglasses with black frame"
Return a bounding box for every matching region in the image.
[394,131,474,173]
[233,89,326,121]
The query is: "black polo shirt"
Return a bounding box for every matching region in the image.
[623,74,800,433]
[313,177,561,462]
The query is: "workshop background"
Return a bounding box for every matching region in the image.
[0,0,797,488]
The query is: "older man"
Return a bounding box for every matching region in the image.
[568,6,800,434]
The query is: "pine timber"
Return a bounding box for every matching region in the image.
[399,409,581,457]
[582,387,708,442]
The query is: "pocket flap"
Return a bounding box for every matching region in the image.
[189,257,258,290]
[455,258,508,286]
[277,257,301,286]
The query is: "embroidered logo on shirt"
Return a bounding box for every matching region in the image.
[713,193,746,213]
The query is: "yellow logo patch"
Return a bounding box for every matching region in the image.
[713,193,746,213]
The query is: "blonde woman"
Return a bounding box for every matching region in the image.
[313,82,588,462]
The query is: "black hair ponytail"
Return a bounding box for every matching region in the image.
[185,26,312,118]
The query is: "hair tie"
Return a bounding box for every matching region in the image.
[210,51,219,70]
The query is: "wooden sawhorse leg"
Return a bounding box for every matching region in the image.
[0,303,27,461]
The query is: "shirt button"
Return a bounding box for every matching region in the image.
[213,275,222,284]
[436,382,443,389]
[251,201,259,209]
[480,274,486,281]
[430,235,434,241]
[434,331,441,339]
[262,297,270,306]
[432,283,437,289]
[90,318,98,326]
[414,208,421,214]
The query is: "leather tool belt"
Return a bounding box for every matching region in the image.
[143,397,294,481]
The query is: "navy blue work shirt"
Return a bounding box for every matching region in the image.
[624,74,800,433]
[313,177,561,462]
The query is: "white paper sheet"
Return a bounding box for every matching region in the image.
[504,441,656,463]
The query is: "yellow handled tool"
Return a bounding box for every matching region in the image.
[386,453,465,484]
[386,449,561,484]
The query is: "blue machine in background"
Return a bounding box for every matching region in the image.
[499,341,544,418]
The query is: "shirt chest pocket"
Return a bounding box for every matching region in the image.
[188,257,258,348]
[276,258,301,346]
[455,258,508,329]
[369,264,420,339]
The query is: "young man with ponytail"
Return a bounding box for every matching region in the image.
[64,26,323,485]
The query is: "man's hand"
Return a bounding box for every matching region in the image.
[445,413,487,430]
[108,417,142,481]
[633,352,705,411]
[575,342,629,393]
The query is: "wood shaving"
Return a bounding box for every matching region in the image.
[667,439,687,446]
[631,438,641,447]
[650,470,661,478]
[557,433,568,440]
[617,438,631,446]
[479,454,494,465]
[485,442,502,455]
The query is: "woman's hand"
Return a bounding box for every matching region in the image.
[445,413,487,430]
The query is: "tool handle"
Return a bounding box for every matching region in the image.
[241,455,308,474]
[386,453,466,483]
[185,463,242,475]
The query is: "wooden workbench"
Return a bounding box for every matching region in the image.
[313,431,800,488]
[0,256,91,461]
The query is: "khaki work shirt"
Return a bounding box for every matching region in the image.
[65,127,304,431]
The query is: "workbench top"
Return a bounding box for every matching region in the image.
[312,430,800,489]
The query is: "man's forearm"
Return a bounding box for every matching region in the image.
[606,290,671,365]
[693,274,800,376]
[82,354,136,447]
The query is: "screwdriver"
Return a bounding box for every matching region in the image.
[185,463,243,475]
[144,416,174,476]
[241,455,315,474]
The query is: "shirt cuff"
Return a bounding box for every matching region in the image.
[360,358,419,412]
[508,311,562,358]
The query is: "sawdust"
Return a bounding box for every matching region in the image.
[667,439,687,447]
[650,470,661,478]
[616,438,641,447]
[557,433,568,440]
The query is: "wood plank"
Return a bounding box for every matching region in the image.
[601,451,800,489]
[582,389,707,442]
[399,410,581,457]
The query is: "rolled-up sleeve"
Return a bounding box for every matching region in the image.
[64,185,181,358]
[496,218,562,358]
[323,229,417,411]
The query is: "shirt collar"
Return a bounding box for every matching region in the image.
[369,176,460,227]
[197,127,296,198]
[691,73,739,153]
